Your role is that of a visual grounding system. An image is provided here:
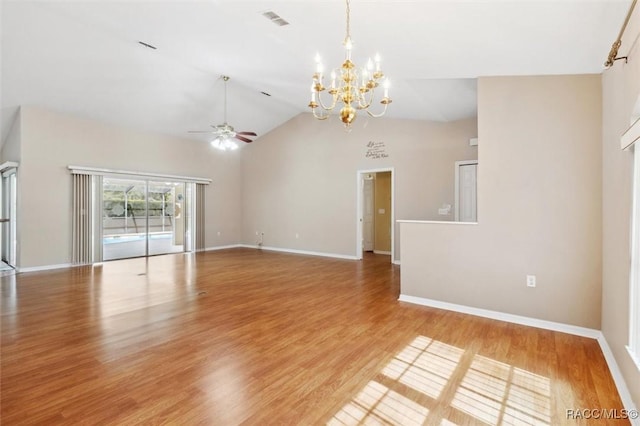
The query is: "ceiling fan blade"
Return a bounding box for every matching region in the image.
[236,131,257,137]
[234,135,253,143]
[188,130,217,134]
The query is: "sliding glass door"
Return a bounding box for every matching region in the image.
[147,181,187,256]
[102,178,192,261]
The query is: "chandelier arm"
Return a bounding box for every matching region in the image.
[363,102,390,119]
[312,108,330,120]
[316,90,339,111]
[356,88,376,110]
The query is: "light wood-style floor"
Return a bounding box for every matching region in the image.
[1,249,626,425]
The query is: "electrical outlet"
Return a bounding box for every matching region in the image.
[217,231,221,236]
[526,275,536,287]
[295,233,299,239]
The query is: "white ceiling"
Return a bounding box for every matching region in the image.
[0,0,632,146]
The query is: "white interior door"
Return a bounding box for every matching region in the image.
[363,177,374,251]
[459,164,477,222]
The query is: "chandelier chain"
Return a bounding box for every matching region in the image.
[345,0,350,40]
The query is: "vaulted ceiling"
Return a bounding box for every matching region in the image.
[0,1,632,147]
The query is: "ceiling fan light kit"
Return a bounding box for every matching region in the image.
[308,0,392,129]
[188,75,258,151]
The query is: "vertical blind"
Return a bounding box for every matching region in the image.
[196,183,206,251]
[72,173,93,264]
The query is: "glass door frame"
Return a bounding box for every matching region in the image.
[101,176,195,261]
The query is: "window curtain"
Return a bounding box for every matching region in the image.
[71,173,101,264]
[195,183,206,251]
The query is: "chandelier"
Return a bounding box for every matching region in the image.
[308,0,391,128]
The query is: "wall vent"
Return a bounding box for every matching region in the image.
[262,11,290,27]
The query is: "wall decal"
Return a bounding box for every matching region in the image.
[365,141,389,159]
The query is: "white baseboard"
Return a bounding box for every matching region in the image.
[393,259,401,265]
[205,244,243,251]
[373,250,392,255]
[399,294,638,421]
[398,294,600,338]
[597,336,639,425]
[239,244,358,261]
[17,263,74,273]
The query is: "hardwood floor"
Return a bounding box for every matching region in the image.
[1,249,626,425]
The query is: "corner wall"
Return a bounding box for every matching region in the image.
[17,106,243,268]
[400,74,603,329]
[601,4,640,408]
[241,113,477,261]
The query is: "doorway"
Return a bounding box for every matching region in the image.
[357,168,394,262]
[102,177,192,261]
[0,162,18,269]
[454,160,478,222]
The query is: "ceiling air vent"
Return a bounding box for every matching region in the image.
[262,10,289,27]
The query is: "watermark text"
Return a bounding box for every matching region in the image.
[566,408,638,420]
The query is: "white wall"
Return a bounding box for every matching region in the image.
[601,4,640,409]
[400,74,603,329]
[1,109,20,163]
[16,106,242,268]
[241,113,477,261]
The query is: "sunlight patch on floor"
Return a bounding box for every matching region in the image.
[329,336,551,425]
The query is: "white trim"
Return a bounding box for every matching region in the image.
[0,161,19,173]
[398,294,600,338]
[630,144,640,371]
[393,260,401,265]
[373,250,391,255]
[454,160,478,222]
[239,244,358,260]
[626,345,640,373]
[601,341,639,425]
[17,263,73,273]
[67,165,212,184]
[205,244,244,251]
[356,168,395,263]
[397,219,478,225]
[621,116,640,150]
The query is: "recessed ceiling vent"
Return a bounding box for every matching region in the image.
[262,11,289,27]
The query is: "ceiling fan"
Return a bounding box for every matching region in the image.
[189,75,257,151]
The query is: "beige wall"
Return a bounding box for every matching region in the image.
[241,113,477,260]
[601,5,640,408]
[17,106,243,268]
[400,74,602,329]
[374,171,391,253]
